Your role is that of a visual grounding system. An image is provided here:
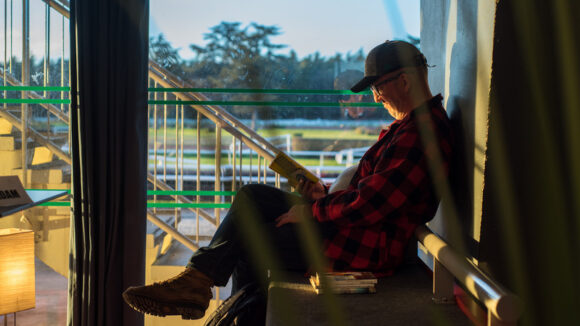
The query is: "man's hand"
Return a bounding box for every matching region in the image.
[275,204,310,227]
[296,178,326,202]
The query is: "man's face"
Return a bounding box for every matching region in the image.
[370,70,404,118]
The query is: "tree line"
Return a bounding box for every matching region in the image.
[3,21,415,122]
[150,21,371,121]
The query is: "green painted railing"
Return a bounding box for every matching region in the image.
[9,83,372,209]
[37,202,233,208]
[0,86,70,91]
[0,86,374,94]
[0,98,71,104]
[147,190,236,196]
[148,87,372,94]
[148,100,380,107]
[0,86,379,107]
[32,189,236,208]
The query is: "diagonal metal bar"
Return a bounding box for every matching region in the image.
[0,107,71,164]
[148,62,278,160]
[41,0,70,18]
[40,0,278,163]
[0,68,68,123]
[42,0,277,162]
[147,209,199,251]
[147,172,217,226]
[34,0,286,253]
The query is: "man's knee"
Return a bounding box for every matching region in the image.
[235,184,267,203]
[231,184,273,217]
[237,183,272,195]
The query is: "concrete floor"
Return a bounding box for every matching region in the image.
[267,264,474,326]
[1,258,68,326]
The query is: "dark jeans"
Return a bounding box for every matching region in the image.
[187,184,316,294]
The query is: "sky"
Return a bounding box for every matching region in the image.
[0,0,419,62]
[150,0,420,60]
[0,1,70,61]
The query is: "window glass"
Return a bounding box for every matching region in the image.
[146,0,420,308]
[149,0,419,124]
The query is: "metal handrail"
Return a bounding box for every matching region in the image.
[40,0,278,163]
[23,0,284,255]
[147,209,198,251]
[146,173,216,226]
[0,106,71,164]
[148,62,279,155]
[147,62,277,160]
[0,68,69,123]
[415,225,523,323]
[41,0,70,19]
[39,0,281,164]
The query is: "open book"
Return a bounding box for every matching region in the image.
[268,151,321,188]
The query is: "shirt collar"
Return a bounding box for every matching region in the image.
[378,94,443,139]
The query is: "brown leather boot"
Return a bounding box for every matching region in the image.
[122,267,213,320]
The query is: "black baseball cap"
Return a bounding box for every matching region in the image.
[350,40,427,93]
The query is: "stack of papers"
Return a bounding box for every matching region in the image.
[309,271,378,294]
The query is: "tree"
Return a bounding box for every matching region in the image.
[150,34,182,73]
[185,22,292,125]
[148,21,369,122]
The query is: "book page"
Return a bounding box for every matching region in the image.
[269,151,320,187]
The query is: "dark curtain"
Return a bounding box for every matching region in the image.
[68,0,149,325]
[481,1,580,325]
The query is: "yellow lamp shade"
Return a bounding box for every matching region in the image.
[0,228,35,315]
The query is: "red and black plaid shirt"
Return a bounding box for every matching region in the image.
[311,94,452,275]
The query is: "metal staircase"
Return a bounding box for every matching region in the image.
[0,1,287,308]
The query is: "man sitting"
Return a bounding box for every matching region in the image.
[123,40,453,320]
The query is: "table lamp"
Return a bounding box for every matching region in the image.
[0,229,35,324]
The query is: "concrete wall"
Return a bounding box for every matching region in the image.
[422,0,580,324]
[420,0,496,259]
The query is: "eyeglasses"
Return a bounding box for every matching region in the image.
[369,73,402,94]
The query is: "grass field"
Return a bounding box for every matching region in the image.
[149,127,378,143]
[149,126,372,168]
[258,128,378,140]
[150,153,344,167]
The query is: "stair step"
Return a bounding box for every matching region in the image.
[176,215,217,238]
[29,183,70,191]
[0,149,22,172]
[30,159,71,177]
[29,203,70,214]
[0,150,71,176]
[0,118,12,134]
[11,167,65,184]
[147,214,176,249]
[6,160,71,185]
[0,126,71,179]
[32,146,54,165]
[0,136,15,150]
[0,133,39,149]
[153,241,195,267]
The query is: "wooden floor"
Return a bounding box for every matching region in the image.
[1,258,68,326]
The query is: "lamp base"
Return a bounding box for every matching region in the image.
[2,313,16,326]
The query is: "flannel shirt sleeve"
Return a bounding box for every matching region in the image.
[311,126,429,227]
